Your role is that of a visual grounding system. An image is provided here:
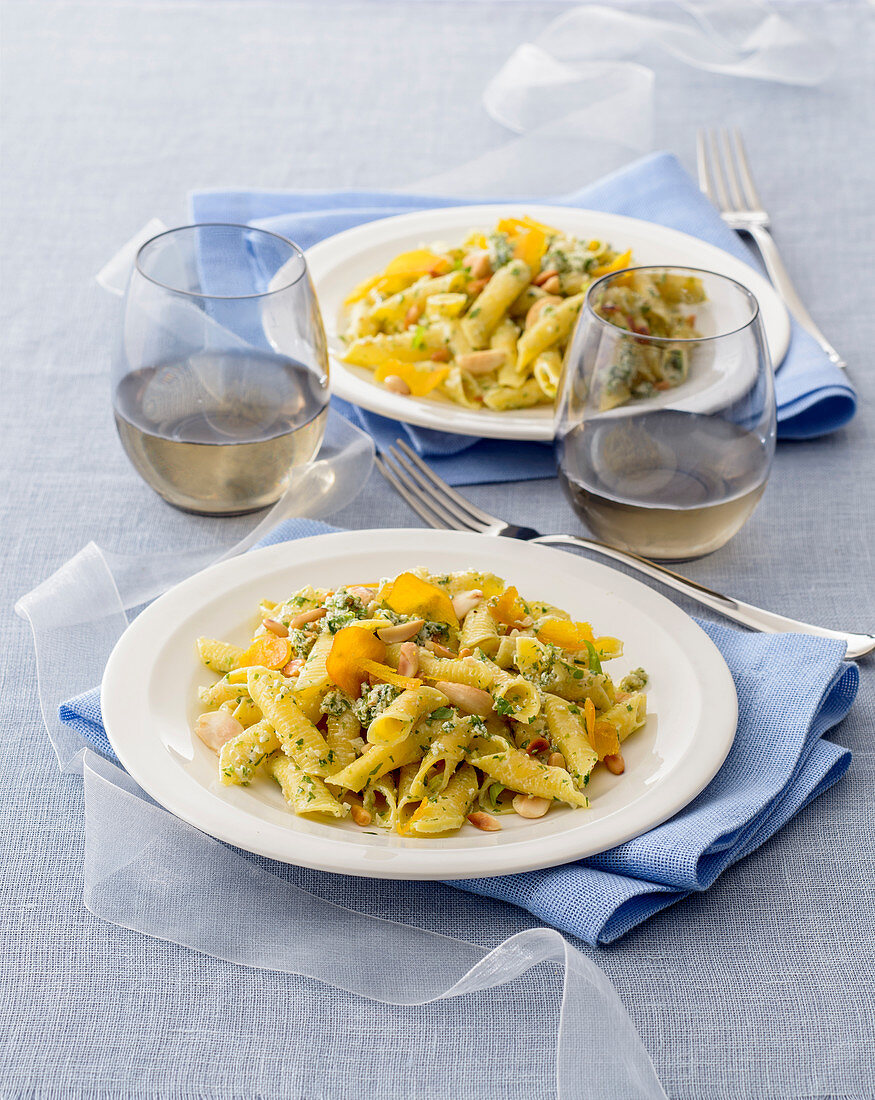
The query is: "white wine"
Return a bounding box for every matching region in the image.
[114,351,329,514]
[558,411,771,560]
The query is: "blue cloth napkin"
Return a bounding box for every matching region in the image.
[189,153,857,487]
[60,519,857,946]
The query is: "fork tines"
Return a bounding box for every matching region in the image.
[375,440,497,534]
[697,126,766,219]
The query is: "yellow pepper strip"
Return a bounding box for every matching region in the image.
[374,360,450,397]
[592,718,620,760]
[536,619,595,650]
[383,572,459,628]
[517,215,560,236]
[592,249,633,278]
[497,216,558,239]
[489,586,529,629]
[496,218,551,271]
[343,272,386,305]
[383,249,450,277]
[594,635,623,659]
[513,228,547,270]
[584,697,596,739]
[357,658,422,691]
[238,634,291,671]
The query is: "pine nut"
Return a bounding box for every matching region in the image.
[194,711,244,753]
[397,641,419,677]
[467,811,501,832]
[541,275,561,295]
[434,681,494,716]
[466,277,489,296]
[463,250,492,279]
[430,348,451,362]
[512,794,551,819]
[547,752,566,770]
[455,350,506,375]
[281,658,305,677]
[376,618,425,643]
[533,269,558,287]
[262,618,289,637]
[290,607,327,629]
[451,589,483,618]
[525,737,551,756]
[604,753,625,775]
[351,804,372,827]
[525,295,562,329]
[458,647,473,659]
[404,304,421,327]
[426,640,457,659]
[383,374,411,396]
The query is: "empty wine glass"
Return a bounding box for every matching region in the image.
[113,223,329,515]
[555,266,776,560]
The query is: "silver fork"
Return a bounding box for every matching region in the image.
[376,439,874,659]
[697,127,845,370]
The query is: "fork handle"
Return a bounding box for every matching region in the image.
[745,225,846,369]
[531,534,874,659]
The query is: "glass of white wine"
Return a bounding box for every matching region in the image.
[113,224,330,515]
[555,266,776,560]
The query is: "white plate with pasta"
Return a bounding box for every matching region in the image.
[101,530,737,879]
[282,205,790,441]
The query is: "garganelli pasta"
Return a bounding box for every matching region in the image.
[193,570,650,835]
[338,216,704,412]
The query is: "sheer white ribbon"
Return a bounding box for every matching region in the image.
[84,752,665,1097]
[16,2,832,1094]
[412,0,832,195]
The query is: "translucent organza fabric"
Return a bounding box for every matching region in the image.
[83,753,665,1097]
[411,0,832,195]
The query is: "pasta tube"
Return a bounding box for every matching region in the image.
[403,764,479,835]
[367,685,448,746]
[516,293,585,370]
[219,720,280,785]
[247,668,333,777]
[461,260,531,348]
[270,754,349,819]
[469,737,588,808]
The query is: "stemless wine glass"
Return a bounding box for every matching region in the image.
[113,224,329,515]
[555,266,776,560]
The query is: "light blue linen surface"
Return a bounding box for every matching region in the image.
[190,152,857,487]
[59,518,857,947]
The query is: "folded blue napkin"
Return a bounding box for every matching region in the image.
[60,519,857,946]
[189,152,856,487]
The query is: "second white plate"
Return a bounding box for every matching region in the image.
[299,204,790,441]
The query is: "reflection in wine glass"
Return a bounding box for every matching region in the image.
[113,224,330,515]
[555,266,776,561]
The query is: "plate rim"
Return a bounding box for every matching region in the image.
[302,202,790,442]
[101,529,738,880]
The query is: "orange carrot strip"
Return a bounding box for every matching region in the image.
[238,634,291,671]
[326,626,387,697]
[358,658,422,691]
